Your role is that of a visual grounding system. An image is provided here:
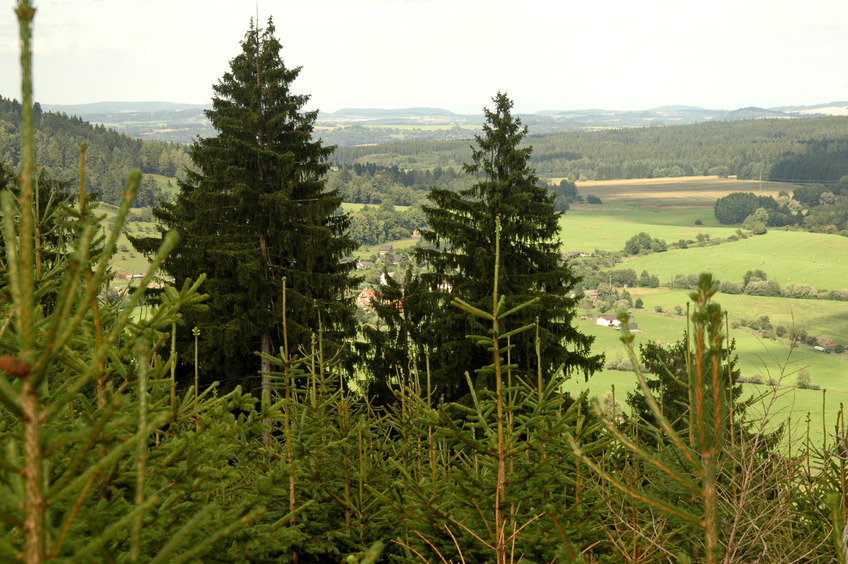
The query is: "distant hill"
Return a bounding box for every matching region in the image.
[43,101,213,143]
[38,100,848,145]
[0,96,187,205]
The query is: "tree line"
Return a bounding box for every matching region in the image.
[334,115,848,185]
[715,175,848,236]
[0,95,190,206]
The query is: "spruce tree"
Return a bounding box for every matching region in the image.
[134,18,357,391]
[370,92,602,403]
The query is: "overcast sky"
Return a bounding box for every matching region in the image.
[1,0,847,114]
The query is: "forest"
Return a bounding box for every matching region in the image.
[333,116,848,184]
[3,3,848,562]
[0,96,189,206]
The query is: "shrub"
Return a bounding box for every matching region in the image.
[835,343,845,354]
[745,279,781,297]
[738,373,763,385]
[796,368,820,390]
[719,280,743,294]
[827,289,848,301]
[605,354,637,372]
[634,297,644,309]
[782,283,818,300]
[586,194,602,204]
[654,305,664,313]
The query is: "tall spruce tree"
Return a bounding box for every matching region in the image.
[367,93,602,403]
[133,18,357,391]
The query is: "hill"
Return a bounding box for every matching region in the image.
[0,96,187,205]
[39,100,848,145]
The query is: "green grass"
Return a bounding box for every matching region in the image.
[354,237,419,259]
[148,173,178,194]
[630,288,848,345]
[621,230,848,290]
[563,316,847,448]
[559,204,739,252]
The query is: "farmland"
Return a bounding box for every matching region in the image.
[558,175,796,252]
[547,175,848,446]
[574,175,789,205]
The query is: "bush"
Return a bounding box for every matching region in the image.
[738,373,763,385]
[796,368,820,390]
[827,289,848,301]
[782,283,818,299]
[718,280,743,294]
[654,305,664,313]
[745,279,782,297]
[586,194,602,204]
[835,343,845,354]
[634,297,644,309]
[605,354,637,372]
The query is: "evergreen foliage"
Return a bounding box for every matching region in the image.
[367,93,602,403]
[133,18,358,391]
[9,4,848,562]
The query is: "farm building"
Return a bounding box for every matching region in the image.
[357,289,378,310]
[596,315,638,330]
[596,315,620,327]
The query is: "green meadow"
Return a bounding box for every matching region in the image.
[563,307,848,447]
[559,204,739,252]
[354,237,419,258]
[622,230,848,290]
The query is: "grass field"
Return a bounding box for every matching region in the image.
[621,230,848,290]
[559,176,802,253]
[354,237,419,259]
[563,312,848,447]
[559,205,739,252]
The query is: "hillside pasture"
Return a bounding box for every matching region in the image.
[622,230,848,290]
[558,176,798,252]
[559,205,740,252]
[564,309,848,448]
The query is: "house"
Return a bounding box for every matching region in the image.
[596,315,621,328]
[356,260,375,270]
[597,315,639,330]
[378,244,394,256]
[357,288,378,310]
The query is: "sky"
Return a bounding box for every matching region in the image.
[1,0,847,114]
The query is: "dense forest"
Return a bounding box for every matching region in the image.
[0,95,189,205]
[334,116,848,185]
